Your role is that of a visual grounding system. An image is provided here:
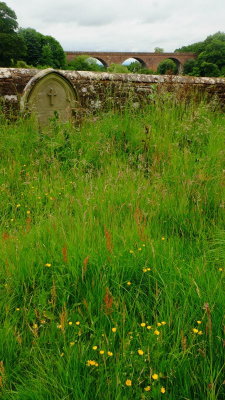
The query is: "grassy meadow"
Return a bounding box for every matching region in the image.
[0,93,224,399]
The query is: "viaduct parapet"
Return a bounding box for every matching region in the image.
[65,52,196,72]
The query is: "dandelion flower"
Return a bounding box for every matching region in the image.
[147,325,152,330]
[161,321,166,325]
[161,237,165,240]
[161,387,166,394]
[26,210,31,215]
[218,268,223,271]
[140,322,146,327]
[154,330,160,335]
[127,281,132,286]
[107,351,113,356]
[16,308,20,311]
[152,373,159,380]
[125,379,132,386]
[197,321,202,324]
[33,324,38,329]
[57,324,62,329]
[70,342,75,346]
[192,328,198,334]
[45,263,51,267]
[144,386,151,391]
[138,349,144,355]
[68,321,73,325]
[138,248,142,251]
[92,346,98,350]
[16,204,21,208]
[99,350,104,355]
[75,321,80,325]
[129,250,134,254]
[112,327,117,333]
[157,322,162,327]
[198,330,203,335]
[142,244,146,247]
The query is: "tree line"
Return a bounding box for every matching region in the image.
[0,2,224,77]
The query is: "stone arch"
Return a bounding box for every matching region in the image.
[21,69,78,125]
[122,57,147,68]
[167,57,182,74]
[87,56,108,68]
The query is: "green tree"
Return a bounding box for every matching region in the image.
[127,61,142,73]
[67,55,104,71]
[154,47,164,53]
[44,35,66,69]
[41,44,53,67]
[0,1,17,33]
[0,2,26,66]
[157,59,178,74]
[199,62,220,77]
[19,28,45,66]
[107,63,129,73]
[176,32,225,76]
[19,28,66,69]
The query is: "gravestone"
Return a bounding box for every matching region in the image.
[24,71,78,125]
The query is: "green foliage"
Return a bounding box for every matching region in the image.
[67,55,105,71]
[127,61,143,73]
[157,58,178,74]
[19,28,65,69]
[15,60,30,68]
[0,1,17,33]
[199,61,221,77]
[0,32,26,66]
[177,32,225,77]
[154,47,164,53]
[44,35,66,69]
[107,63,129,73]
[0,95,224,399]
[0,2,26,66]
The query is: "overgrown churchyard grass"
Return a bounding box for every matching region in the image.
[0,94,224,400]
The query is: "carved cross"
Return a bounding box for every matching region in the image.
[47,87,57,106]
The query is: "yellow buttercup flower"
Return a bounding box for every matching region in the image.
[112,327,117,333]
[127,281,132,286]
[157,322,162,327]
[45,263,51,267]
[147,325,152,330]
[154,330,160,335]
[192,328,198,334]
[140,322,146,327]
[197,321,202,324]
[107,351,113,356]
[198,330,203,335]
[68,321,73,325]
[75,321,80,325]
[86,360,98,366]
[152,373,159,380]
[161,387,166,394]
[92,346,98,350]
[99,350,104,355]
[144,386,151,391]
[125,379,132,386]
[138,349,144,355]
[161,321,166,325]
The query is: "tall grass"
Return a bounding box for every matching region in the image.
[0,93,224,399]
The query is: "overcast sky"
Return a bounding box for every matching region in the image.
[7,0,225,52]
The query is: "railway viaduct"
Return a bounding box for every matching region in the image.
[65,51,196,73]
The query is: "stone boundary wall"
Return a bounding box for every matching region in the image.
[0,68,225,119]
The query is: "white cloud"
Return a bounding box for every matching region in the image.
[6,0,225,51]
